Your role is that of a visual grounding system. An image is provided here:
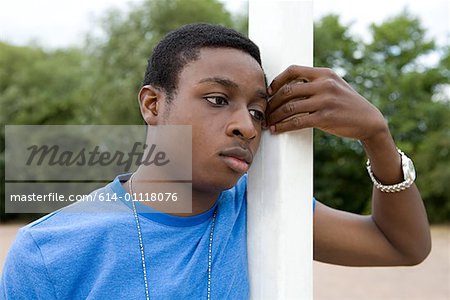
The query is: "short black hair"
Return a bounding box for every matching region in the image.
[142,23,263,100]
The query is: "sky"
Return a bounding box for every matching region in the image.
[0,0,448,49]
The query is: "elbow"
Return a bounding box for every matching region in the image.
[413,243,432,266]
[402,237,432,266]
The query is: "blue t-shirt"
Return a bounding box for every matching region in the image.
[1,173,249,299]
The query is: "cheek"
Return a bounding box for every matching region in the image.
[191,127,213,158]
[251,134,262,154]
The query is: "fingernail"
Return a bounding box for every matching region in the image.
[270,125,276,133]
[268,86,273,95]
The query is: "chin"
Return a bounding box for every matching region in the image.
[192,172,243,193]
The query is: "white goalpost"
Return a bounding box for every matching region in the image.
[248,0,314,299]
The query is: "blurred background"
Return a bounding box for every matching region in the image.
[1,0,449,299]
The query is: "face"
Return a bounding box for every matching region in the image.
[158,48,267,193]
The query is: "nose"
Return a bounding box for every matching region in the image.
[226,107,258,140]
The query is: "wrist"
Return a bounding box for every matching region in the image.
[366,148,416,192]
[360,127,403,185]
[360,123,391,150]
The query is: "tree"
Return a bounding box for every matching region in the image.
[0,43,87,125]
[81,0,237,125]
[0,42,89,221]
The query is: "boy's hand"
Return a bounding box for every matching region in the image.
[266,65,388,142]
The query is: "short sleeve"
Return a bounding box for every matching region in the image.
[1,228,57,299]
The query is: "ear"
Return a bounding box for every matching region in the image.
[138,85,162,125]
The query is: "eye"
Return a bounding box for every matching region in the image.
[249,109,266,122]
[203,96,229,106]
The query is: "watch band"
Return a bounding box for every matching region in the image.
[366,148,415,193]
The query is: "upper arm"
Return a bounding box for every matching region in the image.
[313,200,410,266]
[1,228,57,299]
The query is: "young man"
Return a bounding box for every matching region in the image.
[1,24,430,299]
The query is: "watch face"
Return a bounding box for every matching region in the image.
[403,157,416,182]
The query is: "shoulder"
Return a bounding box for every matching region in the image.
[4,183,133,267]
[1,183,134,298]
[1,226,58,298]
[16,184,132,256]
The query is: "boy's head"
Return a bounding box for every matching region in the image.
[143,23,263,100]
[140,23,267,192]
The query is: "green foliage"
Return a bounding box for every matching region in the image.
[314,14,360,71]
[82,0,235,125]
[0,42,89,221]
[147,0,234,39]
[367,10,435,70]
[0,43,87,125]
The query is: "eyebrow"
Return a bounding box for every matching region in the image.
[198,77,239,89]
[255,89,269,102]
[198,77,269,101]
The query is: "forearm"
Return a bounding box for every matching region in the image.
[361,127,431,264]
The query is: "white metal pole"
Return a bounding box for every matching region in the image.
[248,1,314,299]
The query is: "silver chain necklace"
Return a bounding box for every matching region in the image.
[128,173,217,300]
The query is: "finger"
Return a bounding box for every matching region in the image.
[269,65,324,95]
[268,98,319,126]
[267,80,321,114]
[270,113,316,134]
[270,113,315,133]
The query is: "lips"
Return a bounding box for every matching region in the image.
[219,147,253,173]
[219,147,253,164]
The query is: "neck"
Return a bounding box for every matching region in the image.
[170,189,219,217]
[123,171,220,217]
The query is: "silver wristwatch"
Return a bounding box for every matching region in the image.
[366,148,416,193]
